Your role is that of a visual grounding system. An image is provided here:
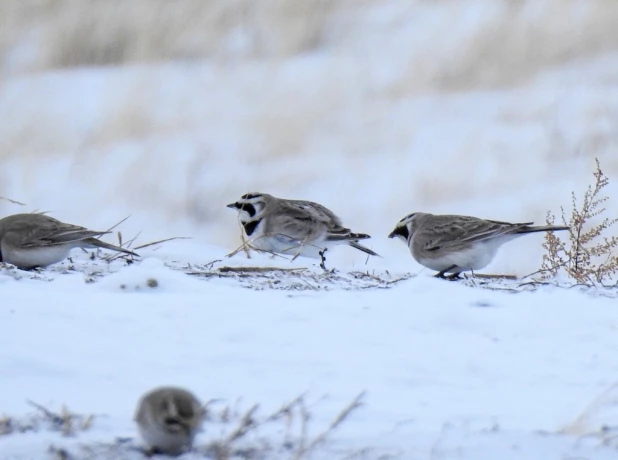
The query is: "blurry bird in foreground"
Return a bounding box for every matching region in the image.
[134,386,205,456]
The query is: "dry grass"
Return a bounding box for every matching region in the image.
[0,196,25,205]
[1,0,340,72]
[0,400,94,437]
[37,393,368,460]
[193,392,366,459]
[559,382,618,449]
[4,0,618,92]
[426,0,618,91]
[185,262,413,291]
[538,158,618,285]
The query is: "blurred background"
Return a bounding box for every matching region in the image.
[1,0,617,274]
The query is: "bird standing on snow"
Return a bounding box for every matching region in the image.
[388,212,569,279]
[134,386,205,456]
[0,213,138,269]
[226,192,380,259]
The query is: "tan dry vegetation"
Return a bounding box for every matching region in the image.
[387,0,618,93]
[85,77,169,147]
[248,83,346,161]
[540,159,618,285]
[1,0,341,72]
[2,0,618,91]
[434,1,618,90]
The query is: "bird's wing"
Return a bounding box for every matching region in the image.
[290,200,343,225]
[289,200,359,239]
[265,205,323,243]
[416,215,533,251]
[2,215,108,248]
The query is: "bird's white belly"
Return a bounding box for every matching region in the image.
[415,240,503,272]
[2,245,73,269]
[243,221,327,259]
[251,233,325,259]
[138,425,192,455]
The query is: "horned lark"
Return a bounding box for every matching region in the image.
[389,212,569,278]
[226,192,380,259]
[0,213,138,270]
[134,386,205,456]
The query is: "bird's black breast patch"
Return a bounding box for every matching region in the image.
[164,416,181,427]
[243,219,261,236]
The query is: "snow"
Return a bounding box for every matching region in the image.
[1,243,618,459]
[2,0,618,457]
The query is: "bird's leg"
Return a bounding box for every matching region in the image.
[445,272,463,281]
[142,447,158,457]
[319,248,328,271]
[434,265,458,279]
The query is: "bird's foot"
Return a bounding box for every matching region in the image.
[434,265,458,279]
[318,248,328,271]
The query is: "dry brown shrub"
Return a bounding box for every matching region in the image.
[540,158,618,285]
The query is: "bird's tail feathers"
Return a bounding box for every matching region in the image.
[348,241,381,257]
[327,232,371,242]
[517,225,570,234]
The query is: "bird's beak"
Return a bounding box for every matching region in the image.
[226,202,238,209]
[388,230,396,238]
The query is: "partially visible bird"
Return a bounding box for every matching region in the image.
[134,386,205,456]
[0,213,138,269]
[226,192,380,259]
[389,212,569,279]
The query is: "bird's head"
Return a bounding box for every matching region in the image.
[226,192,270,222]
[388,212,422,243]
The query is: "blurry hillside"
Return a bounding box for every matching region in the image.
[1,0,617,273]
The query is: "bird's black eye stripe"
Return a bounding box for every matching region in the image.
[243,219,261,236]
[231,202,257,217]
[241,193,261,200]
[391,226,409,239]
[240,203,256,217]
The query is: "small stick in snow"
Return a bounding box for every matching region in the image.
[218,266,306,273]
[27,400,65,426]
[104,215,131,233]
[464,273,518,280]
[133,236,191,250]
[0,196,26,205]
[294,392,365,458]
[225,404,260,444]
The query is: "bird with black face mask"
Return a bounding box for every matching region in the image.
[227,192,380,259]
[389,212,569,279]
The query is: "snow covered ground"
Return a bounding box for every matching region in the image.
[2,0,618,458]
[1,244,618,459]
